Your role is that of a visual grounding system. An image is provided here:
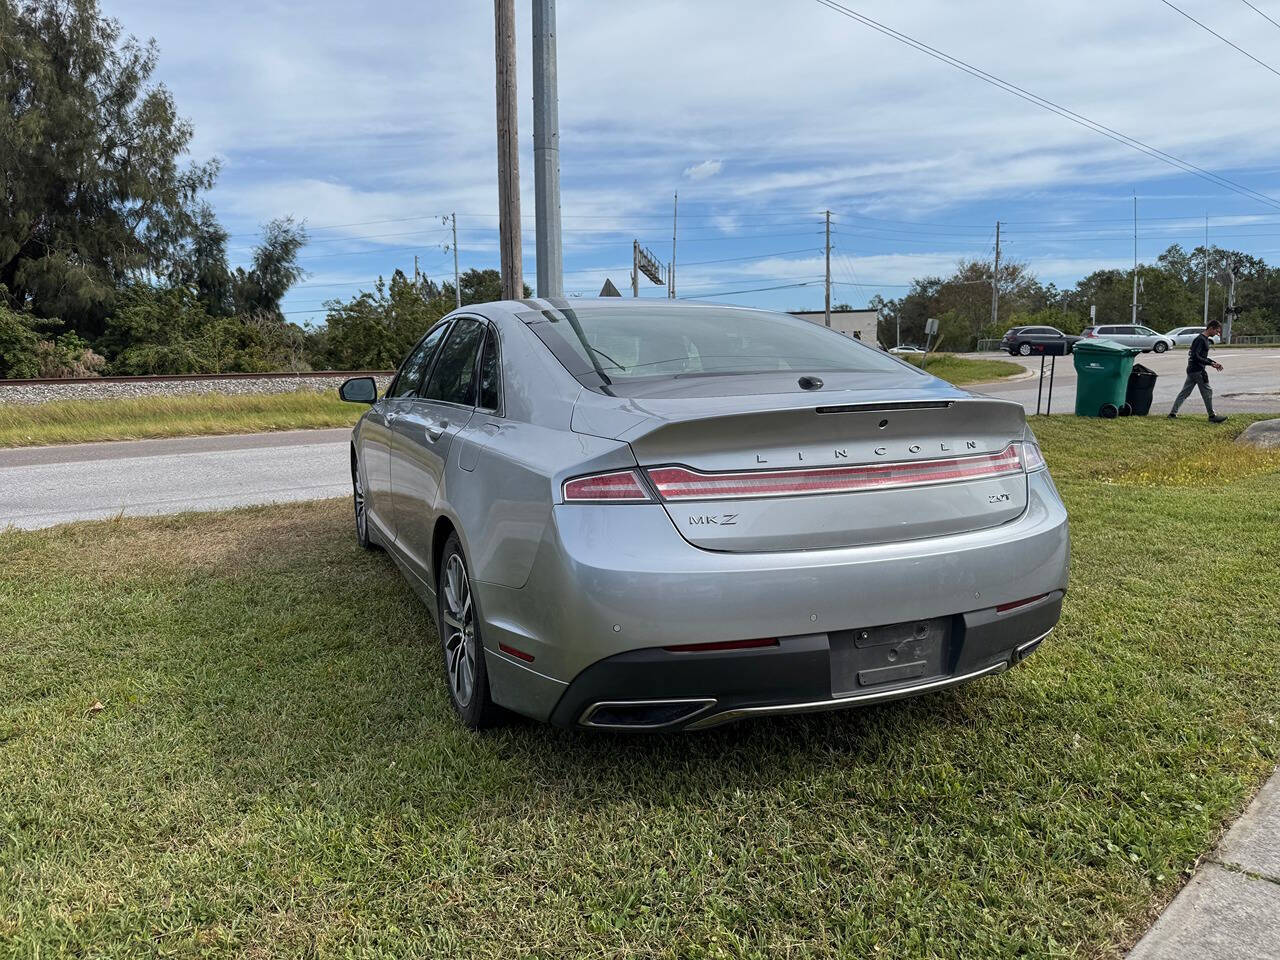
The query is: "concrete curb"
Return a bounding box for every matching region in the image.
[1128,766,1280,959]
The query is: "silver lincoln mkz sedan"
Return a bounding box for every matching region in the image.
[339,300,1069,731]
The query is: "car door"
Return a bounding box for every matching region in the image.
[1135,326,1160,349]
[364,323,450,537]
[390,316,487,577]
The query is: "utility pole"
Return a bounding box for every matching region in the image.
[532,0,563,298]
[493,0,522,300]
[414,254,420,286]
[452,213,461,309]
[1202,214,1210,327]
[824,210,832,327]
[990,221,1001,329]
[632,240,639,298]
[1225,262,1238,344]
[1131,194,1139,325]
[668,192,678,299]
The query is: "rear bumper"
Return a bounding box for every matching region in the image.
[550,593,1061,729]
[474,470,1069,724]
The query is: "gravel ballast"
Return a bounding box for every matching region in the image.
[0,374,393,406]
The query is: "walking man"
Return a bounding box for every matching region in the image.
[1168,319,1227,422]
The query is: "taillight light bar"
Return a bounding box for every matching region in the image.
[562,469,652,502]
[645,444,1024,501]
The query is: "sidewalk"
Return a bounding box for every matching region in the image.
[1129,767,1280,960]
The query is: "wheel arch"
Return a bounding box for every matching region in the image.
[431,514,460,589]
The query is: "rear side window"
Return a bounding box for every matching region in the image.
[477,327,501,412]
[387,323,449,399]
[425,318,486,406]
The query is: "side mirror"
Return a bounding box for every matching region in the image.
[339,376,377,404]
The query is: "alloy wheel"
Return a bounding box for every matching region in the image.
[442,553,476,707]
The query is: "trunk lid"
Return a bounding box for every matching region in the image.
[574,377,1029,552]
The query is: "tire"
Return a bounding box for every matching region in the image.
[1018,343,1032,356]
[1100,403,1119,419]
[1119,403,1133,417]
[1153,341,1168,354]
[437,533,502,729]
[351,451,374,550]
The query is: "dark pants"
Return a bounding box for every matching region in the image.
[1170,369,1216,417]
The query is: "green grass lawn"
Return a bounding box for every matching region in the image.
[903,353,1025,384]
[0,391,362,448]
[2,418,1278,957]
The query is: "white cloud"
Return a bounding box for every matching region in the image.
[96,0,1280,313]
[684,160,724,181]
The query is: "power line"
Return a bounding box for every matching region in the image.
[810,0,1280,210]
[1157,0,1280,79]
[1240,0,1280,31]
[680,247,822,266]
[678,280,824,299]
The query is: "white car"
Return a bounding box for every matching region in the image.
[1165,326,1221,346]
[1081,324,1175,353]
[889,344,926,355]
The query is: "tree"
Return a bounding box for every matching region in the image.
[1,0,219,337]
[441,268,531,306]
[230,217,308,320]
[320,271,450,369]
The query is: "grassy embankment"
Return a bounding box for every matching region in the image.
[0,391,361,448]
[902,353,1025,384]
[2,418,1278,956]
[0,359,1024,449]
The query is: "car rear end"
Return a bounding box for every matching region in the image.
[480,303,1069,730]
[1000,328,1021,354]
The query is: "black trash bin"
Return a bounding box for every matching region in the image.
[1126,363,1158,416]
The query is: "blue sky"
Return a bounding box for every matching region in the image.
[103,0,1280,323]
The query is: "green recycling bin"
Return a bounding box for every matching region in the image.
[1072,339,1142,418]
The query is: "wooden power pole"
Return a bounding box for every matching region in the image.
[493,0,522,300]
[824,210,831,327]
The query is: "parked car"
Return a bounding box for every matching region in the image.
[889,344,925,355]
[1081,324,1175,353]
[340,300,1069,731]
[999,326,1081,356]
[1165,325,1221,346]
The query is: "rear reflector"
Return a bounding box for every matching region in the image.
[646,444,1023,501]
[995,593,1049,613]
[498,642,535,662]
[562,469,651,502]
[663,637,779,653]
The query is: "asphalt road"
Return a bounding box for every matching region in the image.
[968,348,1280,415]
[0,428,350,531]
[2,351,1276,531]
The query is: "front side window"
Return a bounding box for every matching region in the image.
[425,318,486,406]
[519,303,905,389]
[387,323,449,399]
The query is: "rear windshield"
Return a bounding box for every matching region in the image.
[519,303,904,387]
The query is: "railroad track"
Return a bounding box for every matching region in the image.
[0,370,394,387]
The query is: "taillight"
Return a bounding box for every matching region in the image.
[1021,439,1047,472]
[562,469,652,502]
[646,445,1023,501]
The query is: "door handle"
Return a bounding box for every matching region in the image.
[426,419,448,442]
